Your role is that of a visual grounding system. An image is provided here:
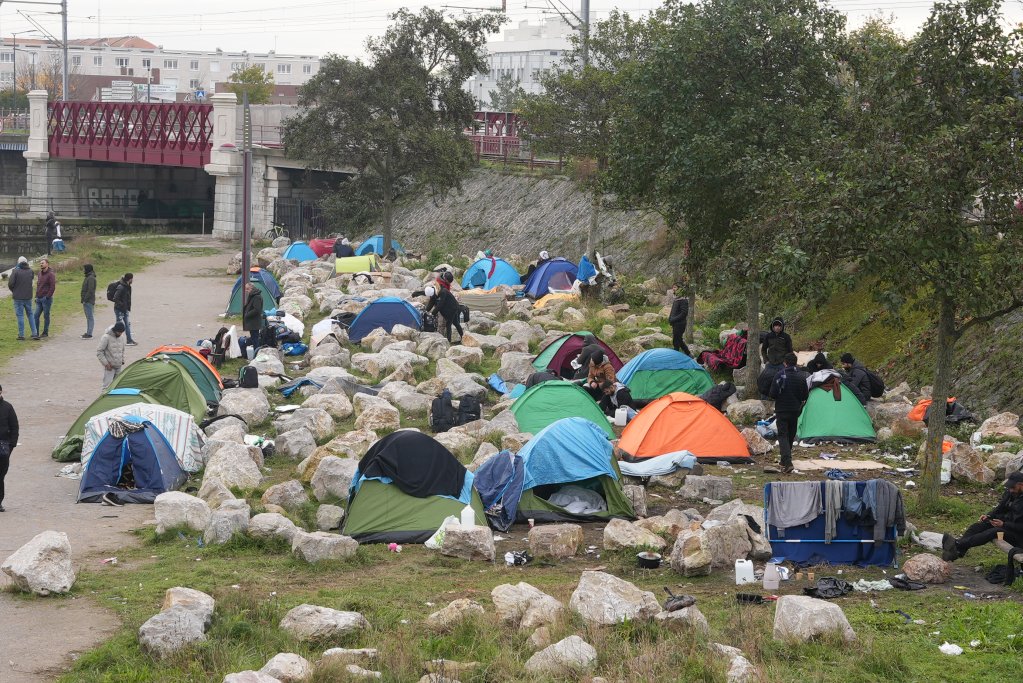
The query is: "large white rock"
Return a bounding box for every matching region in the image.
[602,518,667,551]
[261,480,310,510]
[316,504,346,531]
[655,606,710,634]
[529,524,583,559]
[223,671,282,683]
[275,428,317,460]
[279,604,370,641]
[460,332,509,351]
[726,399,767,422]
[203,442,264,490]
[568,571,660,626]
[260,652,313,683]
[204,415,248,438]
[311,456,359,502]
[204,499,251,545]
[249,352,286,376]
[198,478,236,509]
[439,524,495,562]
[302,392,355,420]
[445,345,484,368]
[773,595,856,643]
[274,408,335,441]
[219,388,271,425]
[1,530,76,596]
[248,513,300,544]
[155,492,212,535]
[498,352,537,385]
[425,598,486,632]
[354,403,401,432]
[524,635,597,676]
[139,606,207,659]
[162,587,216,630]
[980,412,1022,439]
[491,582,564,631]
[291,531,359,563]
[679,475,734,501]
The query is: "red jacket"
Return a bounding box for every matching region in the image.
[36,268,56,298]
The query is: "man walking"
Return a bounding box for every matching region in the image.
[112,273,137,346]
[7,256,37,340]
[81,263,97,338]
[768,352,808,474]
[667,281,692,356]
[97,322,127,389]
[33,258,56,338]
[0,384,18,512]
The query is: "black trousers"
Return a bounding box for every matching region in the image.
[671,324,691,356]
[776,411,800,467]
[0,444,10,505]
[443,315,463,342]
[599,388,634,416]
[957,521,1022,556]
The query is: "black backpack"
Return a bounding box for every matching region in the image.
[430,390,457,433]
[421,312,438,333]
[456,394,482,425]
[106,281,120,302]
[460,305,470,323]
[239,365,259,389]
[864,369,885,398]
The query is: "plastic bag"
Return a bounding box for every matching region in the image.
[425,515,459,550]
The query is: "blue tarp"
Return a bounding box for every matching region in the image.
[282,241,319,262]
[519,417,617,491]
[522,258,578,298]
[230,269,282,302]
[473,450,525,532]
[577,255,597,283]
[618,348,704,384]
[461,257,521,290]
[347,297,422,342]
[278,377,322,397]
[356,235,405,256]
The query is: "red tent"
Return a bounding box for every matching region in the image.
[309,238,337,257]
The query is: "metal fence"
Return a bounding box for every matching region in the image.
[272,197,328,241]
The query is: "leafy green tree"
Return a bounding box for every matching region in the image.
[284,8,503,251]
[487,73,526,111]
[226,64,274,104]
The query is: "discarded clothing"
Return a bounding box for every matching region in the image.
[804,577,852,599]
[852,579,893,592]
[618,451,697,478]
[825,468,855,481]
[888,577,926,591]
[824,479,844,543]
[278,377,323,398]
[768,481,823,532]
[547,484,607,515]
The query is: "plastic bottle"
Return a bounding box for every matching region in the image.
[763,562,781,590]
[734,559,755,585]
[460,504,475,528]
[614,406,629,427]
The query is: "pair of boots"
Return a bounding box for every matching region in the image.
[941,533,960,561]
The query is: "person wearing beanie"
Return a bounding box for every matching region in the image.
[81,264,97,338]
[840,352,871,405]
[769,352,809,473]
[943,471,1023,561]
[760,317,792,369]
[97,321,127,389]
[0,383,19,512]
[7,256,37,340]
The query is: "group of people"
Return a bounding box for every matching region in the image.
[6,257,56,341]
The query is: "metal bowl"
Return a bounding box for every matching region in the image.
[636,551,662,569]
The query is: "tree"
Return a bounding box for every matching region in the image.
[226,65,274,104]
[284,8,503,251]
[609,0,845,394]
[487,73,525,111]
[519,10,656,257]
[16,53,85,100]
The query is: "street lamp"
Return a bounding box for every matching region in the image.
[10,29,38,104]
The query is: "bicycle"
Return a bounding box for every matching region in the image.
[264,221,290,241]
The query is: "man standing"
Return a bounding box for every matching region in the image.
[81,263,97,338]
[768,352,808,474]
[97,322,127,389]
[943,472,1023,560]
[333,237,355,258]
[0,384,18,512]
[112,273,137,346]
[760,317,793,370]
[44,211,57,256]
[7,256,37,340]
[34,258,56,338]
[242,283,265,357]
[667,281,691,356]
[839,353,872,405]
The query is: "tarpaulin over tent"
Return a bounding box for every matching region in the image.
[522,258,578,298]
[78,417,187,504]
[473,450,524,532]
[510,381,615,438]
[618,348,714,400]
[333,254,379,275]
[618,392,752,463]
[796,384,876,444]
[531,332,622,378]
[461,257,520,290]
[282,241,319,262]
[106,357,209,422]
[356,235,405,256]
[55,388,162,460]
[347,297,422,342]
[309,238,337,257]
[83,402,205,472]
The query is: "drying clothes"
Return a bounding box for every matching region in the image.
[824,479,844,544]
[768,481,823,534]
[618,451,697,478]
[547,485,607,516]
[870,479,907,542]
[842,481,874,526]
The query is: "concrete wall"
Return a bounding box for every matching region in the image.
[0,149,26,195]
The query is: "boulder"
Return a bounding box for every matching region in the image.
[309,352,350,370]
[381,360,417,385]
[679,475,734,502]
[980,412,1022,440]
[198,478,236,509]
[987,451,1022,478]
[902,553,952,584]
[524,636,597,676]
[622,485,647,517]
[568,571,660,626]
[162,587,215,630]
[292,531,359,563]
[275,428,317,460]
[223,672,284,683]
[460,332,509,351]
[204,415,248,438]
[218,388,271,426]
[500,432,532,453]
[1,530,76,596]
[669,528,712,576]
[466,442,500,472]
[528,524,583,559]
[648,468,690,489]
[319,648,379,666]
[390,324,420,341]
[655,606,710,635]
[387,389,434,416]
[491,582,564,630]
[316,504,345,531]
[354,404,401,432]
[498,352,537,385]
[311,456,359,502]
[249,353,286,376]
[204,499,251,545]
[426,598,485,632]
[439,524,495,562]
[602,518,667,551]
[528,626,552,650]
[689,519,754,569]
[869,401,912,426]
[302,393,355,420]
[726,400,767,422]
[495,339,530,357]
[949,443,996,484]
[279,604,370,641]
[138,606,207,659]
[261,480,309,511]
[155,492,212,535]
[209,423,247,444]
[260,653,313,683]
[445,345,484,368]
[203,443,264,491]
[434,431,477,457]
[342,665,381,679]
[741,428,772,455]
[710,643,757,683]
[637,509,697,538]
[773,595,856,643]
[309,430,378,463]
[892,418,925,438]
[248,513,299,544]
[417,335,451,360]
[274,408,335,442]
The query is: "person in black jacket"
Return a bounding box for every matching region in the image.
[425,285,463,343]
[667,282,691,356]
[768,352,808,473]
[760,317,793,369]
[81,263,97,338]
[804,352,832,374]
[242,284,265,356]
[840,353,871,405]
[113,273,136,346]
[44,212,57,256]
[333,237,355,258]
[0,384,19,512]
[943,472,1023,560]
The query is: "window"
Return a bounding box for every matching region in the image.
[549,50,558,56]
[276,63,291,74]
[190,60,200,71]
[163,59,177,69]
[116,57,130,67]
[0,53,13,63]
[254,63,266,72]
[71,55,82,66]
[141,58,151,69]
[302,64,312,74]
[209,61,220,72]
[231,61,246,71]
[93,56,103,66]
[189,78,200,89]
[0,72,12,83]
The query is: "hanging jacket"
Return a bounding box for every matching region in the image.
[760,317,793,366]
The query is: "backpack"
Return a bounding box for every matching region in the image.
[421,312,438,333]
[864,369,885,398]
[239,365,259,389]
[460,305,470,323]
[456,394,482,426]
[430,390,457,433]
[106,281,120,302]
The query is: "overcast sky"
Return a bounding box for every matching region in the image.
[2,0,1021,58]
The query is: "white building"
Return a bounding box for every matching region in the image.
[466,18,576,110]
[0,35,320,102]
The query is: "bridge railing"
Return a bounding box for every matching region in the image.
[47,101,214,168]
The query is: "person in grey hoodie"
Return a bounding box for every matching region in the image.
[6,256,37,340]
[80,264,97,338]
[97,322,126,389]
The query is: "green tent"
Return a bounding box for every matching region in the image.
[796,383,876,443]
[510,381,615,438]
[153,352,222,404]
[617,348,714,400]
[106,357,209,422]
[531,331,624,377]
[56,388,161,459]
[342,480,486,544]
[226,279,276,315]
[332,254,379,275]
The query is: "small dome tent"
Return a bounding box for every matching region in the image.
[346,297,422,343]
[78,417,187,504]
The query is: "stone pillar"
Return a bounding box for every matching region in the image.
[204,92,245,239]
[23,89,77,215]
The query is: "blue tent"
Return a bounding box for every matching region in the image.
[474,450,524,532]
[617,348,715,399]
[229,268,282,303]
[78,417,186,504]
[522,258,578,298]
[356,235,405,256]
[462,257,521,290]
[347,297,422,342]
[282,241,319,262]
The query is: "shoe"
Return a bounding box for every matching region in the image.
[126,341,138,346]
[763,465,782,474]
[101,493,124,507]
[941,533,959,562]
[31,336,41,341]
[781,465,795,474]
[0,504,5,512]
[41,332,48,338]
[81,334,92,339]
[17,336,24,341]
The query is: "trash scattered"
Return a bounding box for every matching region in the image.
[939,642,963,656]
[100,557,118,565]
[387,543,402,553]
[663,587,696,611]
[504,551,532,566]
[970,640,981,648]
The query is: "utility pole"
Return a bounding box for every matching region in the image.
[580,0,589,67]
[240,90,253,314]
[6,0,70,100]
[60,0,66,100]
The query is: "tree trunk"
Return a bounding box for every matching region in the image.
[686,286,696,345]
[586,190,600,258]
[381,186,393,259]
[919,294,958,507]
[744,284,761,400]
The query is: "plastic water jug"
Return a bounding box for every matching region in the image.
[734,559,755,585]
[245,346,255,360]
[763,562,781,590]
[614,406,629,427]
[460,504,475,528]
[940,457,951,485]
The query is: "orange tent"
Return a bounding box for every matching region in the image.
[618,392,752,464]
[147,344,223,387]
[907,397,956,422]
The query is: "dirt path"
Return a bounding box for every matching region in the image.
[0,238,234,682]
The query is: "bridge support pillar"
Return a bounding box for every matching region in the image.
[204,92,246,240]
[23,89,77,215]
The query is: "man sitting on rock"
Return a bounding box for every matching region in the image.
[942,471,1023,560]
